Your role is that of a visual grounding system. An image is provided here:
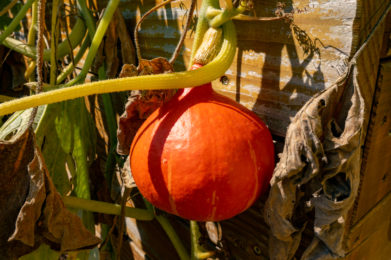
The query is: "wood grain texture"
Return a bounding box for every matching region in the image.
[352,0,390,54]
[117,0,358,136]
[346,191,391,259]
[348,60,391,226]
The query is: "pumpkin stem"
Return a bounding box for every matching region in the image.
[193,27,223,66]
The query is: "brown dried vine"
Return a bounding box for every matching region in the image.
[134,0,174,63]
[169,0,196,65]
[134,0,196,66]
[28,0,46,126]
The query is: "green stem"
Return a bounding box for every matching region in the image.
[66,0,120,86]
[76,0,119,157]
[56,35,90,84]
[0,0,36,44]
[62,196,154,221]
[77,0,96,38]
[209,4,246,28]
[142,199,189,259]
[76,0,120,214]
[156,215,190,260]
[190,221,215,260]
[50,0,60,85]
[97,66,118,190]
[27,0,38,46]
[1,18,86,60]
[98,69,117,146]
[205,7,221,19]
[26,0,38,81]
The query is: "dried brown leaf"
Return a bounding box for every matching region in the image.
[116,58,176,155]
[104,14,119,78]
[115,9,136,65]
[0,128,100,258]
[264,66,364,259]
[119,64,138,78]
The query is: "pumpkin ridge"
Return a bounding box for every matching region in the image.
[167,152,179,215]
[208,190,218,220]
[245,140,260,210]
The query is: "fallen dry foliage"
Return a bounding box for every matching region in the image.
[0,127,100,259]
[265,65,364,259]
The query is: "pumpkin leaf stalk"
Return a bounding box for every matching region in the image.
[191,221,216,260]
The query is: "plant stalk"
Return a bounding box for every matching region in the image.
[56,35,90,83]
[62,196,154,221]
[209,2,246,28]
[156,215,190,260]
[66,0,120,86]
[0,0,36,44]
[25,0,38,80]
[1,18,86,61]
[50,0,60,85]
[190,221,215,260]
[77,0,96,38]
[27,0,38,46]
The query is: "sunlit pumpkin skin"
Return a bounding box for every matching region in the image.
[130,64,275,221]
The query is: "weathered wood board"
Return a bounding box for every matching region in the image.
[118,0,361,136]
[346,191,391,259]
[349,61,391,226]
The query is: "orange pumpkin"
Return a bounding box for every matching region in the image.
[130,64,275,221]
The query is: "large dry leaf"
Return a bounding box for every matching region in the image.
[0,126,34,259]
[116,58,176,155]
[0,128,100,259]
[264,65,364,260]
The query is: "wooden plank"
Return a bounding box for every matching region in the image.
[342,12,389,250]
[118,0,357,136]
[219,197,270,260]
[349,61,391,227]
[345,191,391,258]
[210,0,357,136]
[353,0,390,54]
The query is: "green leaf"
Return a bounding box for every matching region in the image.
[19,244,60,260]
[34,98,96,197]
[35,98,97,236]
[35,104,74,195]
[60,99,96,233]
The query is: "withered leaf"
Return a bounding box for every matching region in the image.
[116,9,136,66]
[0,127,34,259]
[0,128,100,259]
[264,65,364,259]
[137,57,174,75]
[104,13,119,79]
[116,57,176,155]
